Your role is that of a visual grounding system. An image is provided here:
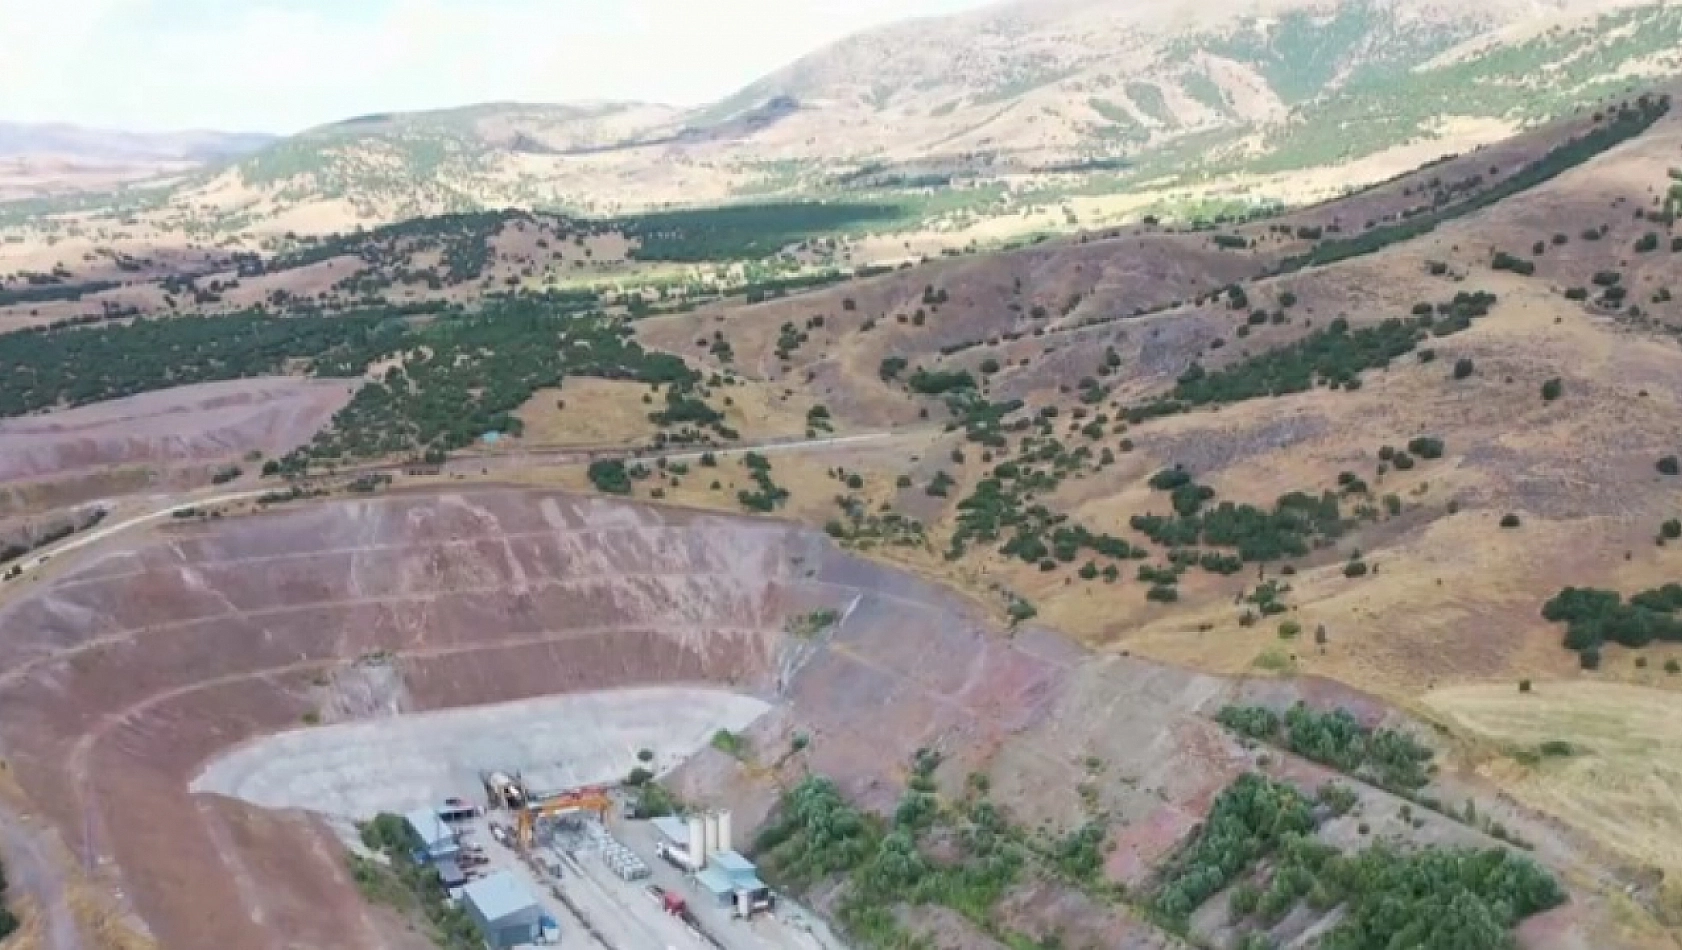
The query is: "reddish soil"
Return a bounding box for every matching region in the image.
[0,490,1236,948]
[0,489,1642,949]
[0,377,351,503]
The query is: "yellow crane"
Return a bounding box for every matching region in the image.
[514,786,612,848]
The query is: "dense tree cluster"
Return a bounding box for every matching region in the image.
[263,301,706,474]
[1133,473,1350,564]
[0,311,399,418]
[1153,772,1563,948]
[587,459,633,494]
[1216,703,1435,792]
[1129,294,1496,421]
[0,279,120,307]
[1542,584,1682,664]
[906,368,977,395]
[737,452,790,512]
[615,202,903,262]
[1153,773,1316,920]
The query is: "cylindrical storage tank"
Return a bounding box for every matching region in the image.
[716,811,733,853]
[687,815,708,867]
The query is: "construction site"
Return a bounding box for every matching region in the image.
[187,683,838,950]
[376,767,838,950]
[0,489,1640,949]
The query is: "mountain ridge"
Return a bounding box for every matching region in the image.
[0,120,276,163]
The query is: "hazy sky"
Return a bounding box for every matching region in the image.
[2,0,998,134]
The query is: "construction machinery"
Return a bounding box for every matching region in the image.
[514,786,612,848]
[481,770,528,811]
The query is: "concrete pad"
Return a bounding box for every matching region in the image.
[191,686,770,818]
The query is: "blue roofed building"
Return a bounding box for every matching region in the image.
[403,806,459,862]
[692,849,772,916]
[462,871,543,948]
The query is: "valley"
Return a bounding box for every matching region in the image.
[4,1,1682,949]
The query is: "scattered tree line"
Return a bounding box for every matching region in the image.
[1274,93,1670,273]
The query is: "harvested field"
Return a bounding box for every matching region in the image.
[1425,681,1682,874]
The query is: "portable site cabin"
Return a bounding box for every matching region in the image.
[693,850,772,915]
[403,807,460,862]
[462,871,544,948]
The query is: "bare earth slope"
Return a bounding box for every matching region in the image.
[0,377,352,516]
[0,490,1645,949]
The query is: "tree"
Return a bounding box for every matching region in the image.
[588,459,633,495]
[1659,455,1678,476]
[1541,378,1563,402]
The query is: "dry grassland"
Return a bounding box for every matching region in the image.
[1425,681,1682,876]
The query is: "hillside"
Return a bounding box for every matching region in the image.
[9,0,1677,236]
[4,23,1682,950]
[0,122,274,163]
[0,121,275,203]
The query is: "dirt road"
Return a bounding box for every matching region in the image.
[0,489,271,588]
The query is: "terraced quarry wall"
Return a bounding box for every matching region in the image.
[0,489,1268,949]
[0,487,1644,949]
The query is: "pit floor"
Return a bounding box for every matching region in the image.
[191,687,771,816]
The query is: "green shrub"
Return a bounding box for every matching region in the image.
[1146,584,1180,603]
[1659,456,1679,475]
[1541,378,1563,402]
[907,368,976,394]
[1407,436,1445,459]
[1453,357,1475,379]
[1491,250,1535,275]
[1500,513,1521,528]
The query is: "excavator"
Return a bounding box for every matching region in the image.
[514,785,612,848]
